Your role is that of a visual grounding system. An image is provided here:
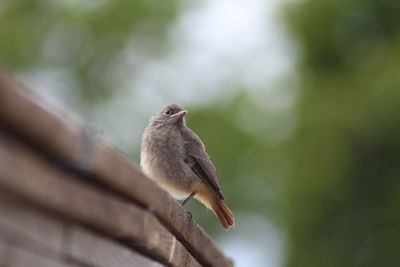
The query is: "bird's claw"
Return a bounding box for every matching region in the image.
[186,211,192,219]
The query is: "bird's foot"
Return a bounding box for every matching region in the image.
[145,205,155,214]
[186,211,192,219]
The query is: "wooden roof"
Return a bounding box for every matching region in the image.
[0,71,234,267]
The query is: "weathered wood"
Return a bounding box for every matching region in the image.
[91,145,231,266]
[0,237,8,265]
[0,193,87,266]
[0,71,233,267]
[0,240,79,267]
[0,71,83,165]
[64,225,164,267]
[0,192,65,255]
[0,130,201,267]
[0,191,162,267]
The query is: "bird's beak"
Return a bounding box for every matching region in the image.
[170,110,188,118]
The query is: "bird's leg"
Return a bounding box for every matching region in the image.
[181,191,197,219]
[181,191,196,207]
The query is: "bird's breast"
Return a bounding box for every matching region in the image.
[140,128,195,198]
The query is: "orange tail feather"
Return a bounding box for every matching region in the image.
[212,200,234,230]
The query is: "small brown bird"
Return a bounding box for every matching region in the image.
[140,104,234,230]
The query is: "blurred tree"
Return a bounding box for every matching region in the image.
[0,0,179,104]
[186,92,291,234]
[5,0,400,265]
[283,0,400,266]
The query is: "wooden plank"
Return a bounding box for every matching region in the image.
[0,192,64,255]
[0,241,79,267]
[91,134,232,267]
[0,194,85,266]
[0,71,83,166]
[0,192,162,267]
[0,71,233,267]
[0,131,201,267]
[0,237,8,265]
[64,225,164,267]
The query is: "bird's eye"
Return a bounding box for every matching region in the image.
[164,109,171,115]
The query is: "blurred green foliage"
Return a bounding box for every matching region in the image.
[283,0,400,266]
[0,0,178,103]
[2,0,400,265]
[187,96,289,232]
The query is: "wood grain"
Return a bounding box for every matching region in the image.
[0,192,162,267]
[0,71,233,267]
[0,130,201,267]
[0,71,83,165]
[64,225,164,267]
[92,145,232,266]
[0,237,8,266]
[0,192,65,255]
[1,242,78,267]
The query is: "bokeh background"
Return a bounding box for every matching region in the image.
[2,0,400,266]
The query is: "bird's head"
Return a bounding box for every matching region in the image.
[150,104,188,127]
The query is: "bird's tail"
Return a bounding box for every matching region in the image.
[212,199,234,230]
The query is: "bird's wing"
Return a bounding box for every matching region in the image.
[184,129,224,200]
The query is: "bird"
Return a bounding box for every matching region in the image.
[140,104,234,230]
